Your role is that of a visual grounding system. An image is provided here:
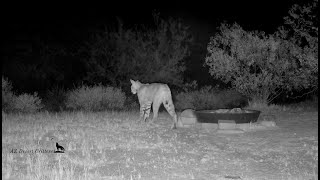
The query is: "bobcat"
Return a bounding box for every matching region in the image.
[130,79,178,129]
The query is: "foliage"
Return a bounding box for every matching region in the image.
[2,41,75,92]
[82,12,192,89]
[65,84,126,111]
[281,0,318,48]
[2,77,43,113]
[12,93,43,113]
[175,91,195,110]
[276,0,318,92]
[219,89,249,108]
[2,77,15,112]
[175,86,247,111]
[124,96,140,111]
[42,86,67,112]
[205,23,280,103]
[245,100,287,112]
[181,80,198,92]
[205,18,318,104]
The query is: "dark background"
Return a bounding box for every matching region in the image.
[2,0,300,94]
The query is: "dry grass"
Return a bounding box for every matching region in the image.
[246,98,318,113]
[2,108,318,180]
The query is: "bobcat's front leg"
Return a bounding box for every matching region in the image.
[139,106,145,122]
[140,103,151,122]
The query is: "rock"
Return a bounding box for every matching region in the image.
[259,120,277,127]
[180,109,197,118]
[178,109,198,127]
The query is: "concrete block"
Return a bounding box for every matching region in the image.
[218,120,236,130]
[216,129,244,134]
[201,123,218,129]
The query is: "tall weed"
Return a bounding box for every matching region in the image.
[12,93,43,113]
[66,84,126,111]
[2,77,43,113]
[2,77,15,112]
[175,86,247,111]
[42,86,67,112]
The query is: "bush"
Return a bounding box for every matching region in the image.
[82,13,192,89]
[42,86,67,112]
[124,96,140,111]
[65,84,126,111]
[176,86,220,110]
[175,92,195,110]
[218,89,248,108]
[206,21,318,104]
[2,77,43,113]
[2,77,15,112]
[175,86,248,111]
[12,93,43,113]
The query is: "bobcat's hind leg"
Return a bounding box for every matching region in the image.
[163,100,178,129]
[151,100,161,123]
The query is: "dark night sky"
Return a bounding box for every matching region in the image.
[2,0,298,88]
[4,0,295,34]
[3,0,297,59]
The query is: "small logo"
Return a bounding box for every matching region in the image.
[55,142,65,153]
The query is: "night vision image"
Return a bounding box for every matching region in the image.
[2,0,318,179]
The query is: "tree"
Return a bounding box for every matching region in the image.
[205,22,317,104]
[281,0,318,47]
[82,12,192,89]
[2,39,70,92]
[276,0,318,96]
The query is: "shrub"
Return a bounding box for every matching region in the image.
[245,99,287,112]
[82,13,192,89]
[175,86,248,111]
[2,77,44,113]
[12,92,43,113]
[124,96,140,111]
[193,86,221,110]
[218,89,248,108]
[2,77,15,112]
[176,86,219,110]
[42,86,67,112]
[175,92,195,110]
[205,21,317,104]
[101,86,126,110]
[65,84,126,111]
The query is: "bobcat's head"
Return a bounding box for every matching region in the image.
[130,79,142,94]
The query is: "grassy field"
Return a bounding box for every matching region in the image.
[2,107,318,180]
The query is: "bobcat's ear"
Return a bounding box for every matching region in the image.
[130,79,135,84]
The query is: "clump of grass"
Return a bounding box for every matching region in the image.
[65,84,126,111]
[2,110,318,180]
[124,96,140,111]
[2,77,43,113]
[246,97,318,113]
[286,96,318,112]
[2,110,145,180]
[12,93,43,113]
[246,100,285,112]
[2,76,15,112]
[175,86,247,111]
[42,86,67,112]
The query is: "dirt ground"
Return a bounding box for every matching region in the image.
[126,111,318,180]
[2,110,318,180]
